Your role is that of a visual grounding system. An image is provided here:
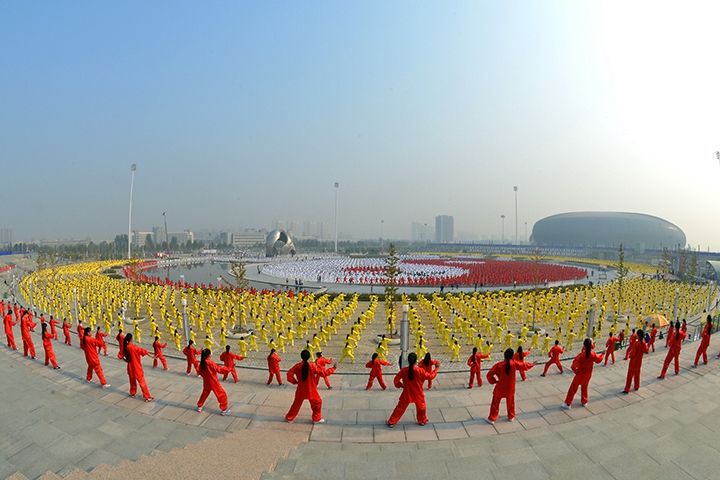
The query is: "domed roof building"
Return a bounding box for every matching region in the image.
[530,212,686,250]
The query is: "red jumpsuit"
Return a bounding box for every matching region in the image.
[82,336,108,385]
[77,324,85,347]
[197,359,230,411]
[660,330,687,378]
[366,357,392,390]
[421,359,440,389]
[285,361,331,422]
[20,313,37,358]
[604,336,619,365]
[486,360,533,422]
[267,352,282,385]
[116,332,125,359]
[649,327,658,352]
[623,339,650,392]
[513,350,531,381]
[468,352,489,388]
[694,323,712,366]
[95,331,108,355]
[4,313,17,350]
[62,321,71,345]
[542,345,564,375]
[49,318,59,340]
[125,343,152,400]
[315,356,335,388]
[152,340,168,370]
[183,345,201,375]
[665,326,673,348]
[219,350,245,383]
[388,365,437,426]
[624,333,637,360]
[564,350,603,406]
[42,331,59,368]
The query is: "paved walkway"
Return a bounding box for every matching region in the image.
[2,324,719,479]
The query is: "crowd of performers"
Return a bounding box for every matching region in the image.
[3,296,717,426]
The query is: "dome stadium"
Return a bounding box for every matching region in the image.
[530,212,686,250]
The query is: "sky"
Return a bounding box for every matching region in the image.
[2,1,720,248]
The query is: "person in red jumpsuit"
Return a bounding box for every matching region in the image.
[562,338,603,409]
[41,322,60,369]
[49,316,59,341]
[541,341,564,376]
[624,329,638,360]
[365,353,392,390]
[20,309,37,358]
[219,344,245,383]
[387,352,438,427]
[604,332,619,366]
[467,346,489,388]
[267,348,282,385]
[659,321,686,379]
[693,315,713,367]
[420,352,441,389]
[486,348,534,424]
[285,349,335,423]
[513,346,532,381]
[123,334,153,401]
[196,348,231,415]
[76,320,85,348]
[62,318,71,345]
[623,328,649,393]
[115,328,125,360]
[183,340,201,376]
[648,323,658,352]
[95,327,108,356]
[152,336,168,370]
[81,327,110,387]
[665,323,674,348]
[314,351,336,389]
[3,310,17,350]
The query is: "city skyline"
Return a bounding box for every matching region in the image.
[2,2,720,248]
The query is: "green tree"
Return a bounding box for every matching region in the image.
[231,262,250,289]
[384,243,399,335]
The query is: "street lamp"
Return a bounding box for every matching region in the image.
[380,219,384,252]
[500,215,506,244]
[587,297,597,338]
[399,304,410,368]
[513,186,518,245]
[128,163,137,259]
[333,182,339,254]
[163,211,168,252]
[524,221,528,244]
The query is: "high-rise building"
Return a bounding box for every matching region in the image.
[435,215,454,243]
[411,222,434,242]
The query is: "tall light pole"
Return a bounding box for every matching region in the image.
[524,221,528,244]
[500,215,505,243]
[333,182,339,254]
[128,163,137,259]
[380,219,384,252]
[513,186,518,245]
[163,211,168,252]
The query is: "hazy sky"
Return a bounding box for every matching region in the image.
[2,1,720,248]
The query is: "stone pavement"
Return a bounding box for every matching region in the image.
[263,360,720,479]
[3,324,720,479]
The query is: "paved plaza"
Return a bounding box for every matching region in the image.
[2,324,720,479]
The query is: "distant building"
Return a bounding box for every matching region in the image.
[435,215,454,243]
[0,228,12,248]
[411,222,434,242]
[132,231,154,247]
[231,230,266,248]
[531,212,686,250]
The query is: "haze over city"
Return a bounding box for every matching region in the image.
[2,1,720,248]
